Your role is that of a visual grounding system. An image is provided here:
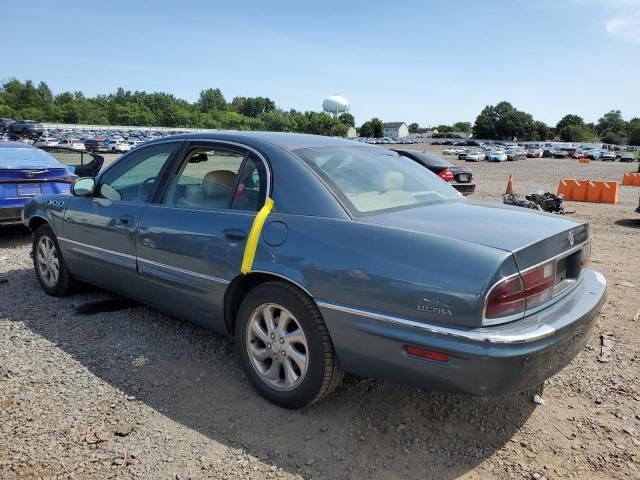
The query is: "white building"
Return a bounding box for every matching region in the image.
[383,122,409,138]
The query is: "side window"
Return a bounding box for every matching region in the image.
[163,146,268,212]
[164,147,246,210]
[97,142,177,203]
[231,155,267,211]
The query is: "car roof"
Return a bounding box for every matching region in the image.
[0,141,38,149]
[145,131,367,151]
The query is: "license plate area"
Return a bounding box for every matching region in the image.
[17,184,42,196]
[458,174,469,182]
[554,250,582,295]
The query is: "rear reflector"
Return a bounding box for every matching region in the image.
[404,345,449,363]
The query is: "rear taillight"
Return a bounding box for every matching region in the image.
[485,261,556,321]
[438,168,455,182]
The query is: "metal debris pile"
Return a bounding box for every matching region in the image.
[503,191,566,213]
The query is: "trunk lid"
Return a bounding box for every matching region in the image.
[449,166,472,183]
[0,167,72,182]
[362,200,588,270]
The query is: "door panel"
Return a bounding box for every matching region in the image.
[136,207,257,332]
[59,142,181,297]
[133,141,270,332]
[60,198,144,293]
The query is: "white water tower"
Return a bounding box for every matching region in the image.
[322,95,350,117]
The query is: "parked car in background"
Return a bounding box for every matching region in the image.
[22,132,606,409]
[459,149,485,161]
[57,138,85,150]
[0,143,80,225]
[0,118,15,133]
[9,120,44,139]
[620,153,636,163]
[570,150,586,159]
[83,138,110,153]
[34,137,59,147]
[443,147,464,155]
[601,151,616,162]
[105,139,132,153]
[393,149,475,195]
[486,151,508,162]
[506,149,526,161]
[526,148,543,158]
[552,150,566,158]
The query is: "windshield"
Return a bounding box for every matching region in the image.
[0,147,66,169]
[294,146,462,215]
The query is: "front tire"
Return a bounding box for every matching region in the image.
[33,224,75,296]
[235,281,344,409]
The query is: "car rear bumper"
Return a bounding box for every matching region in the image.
[451,182,476,195]
[319,268,606,396]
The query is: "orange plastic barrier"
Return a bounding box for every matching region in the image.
[622,172,640,186]
[579,158,591,164]
[557,179,618,204]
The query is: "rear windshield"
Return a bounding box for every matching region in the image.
[401,150,450,167]
[0,147,65,169]
[294,146,462,215]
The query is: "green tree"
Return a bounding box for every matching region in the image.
[532,120,550,141]
[596,110,626,136]
[261,110,298,132]
[559,124,595,142]
[628,125,640,146]
[601,131,622,145]
[408,122,419,134]
[197,88,227,113]
[453,121,471,133]
[359,121,373,137]
[370,117,384,138]
[338,112,355,127]
[472,105,498,139]
[436,124,453,132]
[556,114,584,132]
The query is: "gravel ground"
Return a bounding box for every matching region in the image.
[1,147,640,480]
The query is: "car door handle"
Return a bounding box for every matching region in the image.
[223,229,246,241]
[117,215,134,226]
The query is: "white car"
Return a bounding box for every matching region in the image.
[443,147,464,155]
[105,139,132,153]
[57,138,85,149]
[35,137,59,147]
[486,151,508,162]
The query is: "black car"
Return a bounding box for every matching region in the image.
[83,138,110,153]
[393,149,476,195]
[9,120,44,139]
[0,118,15,133]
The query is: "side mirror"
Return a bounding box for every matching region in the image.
[70,177,96,196]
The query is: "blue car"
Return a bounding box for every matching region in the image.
[0,142,102,226]
[22,132,607,409]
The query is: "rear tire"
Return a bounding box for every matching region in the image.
[235,281,344,409]
[33,224,75,296]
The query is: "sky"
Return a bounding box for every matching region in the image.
[2,0,639,127]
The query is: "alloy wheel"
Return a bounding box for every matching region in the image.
[246,303,309,391]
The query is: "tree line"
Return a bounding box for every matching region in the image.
[469,101,640,145]
[0,79,355,137]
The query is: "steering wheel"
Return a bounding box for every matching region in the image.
[138,176,157,200]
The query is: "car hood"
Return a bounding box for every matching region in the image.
[362,200,587,270]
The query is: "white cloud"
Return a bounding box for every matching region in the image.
[606,16,640,42]
[571,0,640,43]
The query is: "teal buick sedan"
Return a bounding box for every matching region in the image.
[23,132,606,408]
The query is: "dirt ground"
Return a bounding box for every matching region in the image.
[1,146,639,480]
